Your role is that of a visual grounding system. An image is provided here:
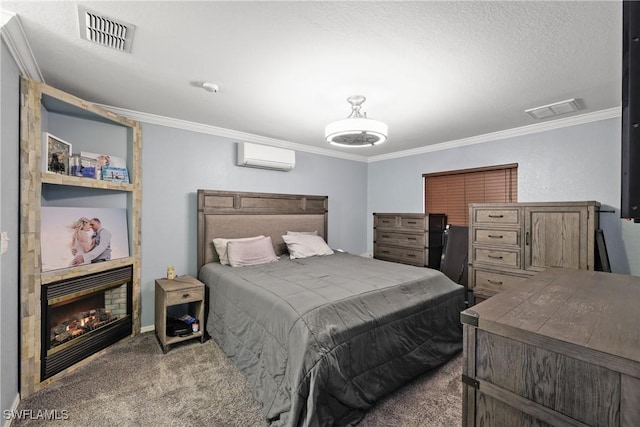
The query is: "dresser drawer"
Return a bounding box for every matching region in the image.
[473,228,519,246]
[165,286,204,306]
[473,248,520,268]
[472,269,532,294]
[374,244,425,267]
[473,208,520,225]
[374,215,399,228]
[374,215,426,230]
[400,217,426,229]
[375,230,425,247]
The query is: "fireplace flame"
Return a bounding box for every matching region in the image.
[50,308,119,348]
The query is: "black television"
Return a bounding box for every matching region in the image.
[621,0,640,221]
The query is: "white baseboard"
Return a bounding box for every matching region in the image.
[140,324,155,334]
[2,392,20,427]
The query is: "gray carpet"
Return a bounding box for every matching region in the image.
[13,333,462,426]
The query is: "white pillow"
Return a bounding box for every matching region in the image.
[286,230,319,236]
[282,234,334,259]
[213,235,264,265]
[227,236,279,267]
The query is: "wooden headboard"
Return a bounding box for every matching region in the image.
[196,190,328,272]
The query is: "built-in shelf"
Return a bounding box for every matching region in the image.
[40,257,138,285]
[41,172,135,191]
[20,77,142,397]
[165,331,204,347]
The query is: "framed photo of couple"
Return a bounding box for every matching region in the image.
[40,206,130,272]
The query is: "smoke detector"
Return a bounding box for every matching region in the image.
[78,5,136,53]
[201,82,220,93]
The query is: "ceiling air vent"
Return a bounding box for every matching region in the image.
[525,98,581,120]
[78,6,135,53]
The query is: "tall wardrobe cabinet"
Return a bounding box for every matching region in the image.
[468,201,599,303]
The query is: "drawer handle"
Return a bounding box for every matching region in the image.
[182,293,190,298]
[487,255,504,259]
[406,254,416,258]
[487,280,503,286]
[407,221,417,224]
[407,237,417,241]
[382,220,392,224]
[488,214,504,218]
[382,234,391,238]
[488,234,503,239]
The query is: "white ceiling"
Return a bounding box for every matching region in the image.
[1,1,622,160]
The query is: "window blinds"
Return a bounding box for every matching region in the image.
[424,164,518,226]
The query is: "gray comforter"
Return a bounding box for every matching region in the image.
[200,252,465,427]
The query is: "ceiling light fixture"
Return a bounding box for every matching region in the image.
[325,95,388,147]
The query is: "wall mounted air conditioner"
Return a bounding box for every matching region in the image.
[236,142,295,172]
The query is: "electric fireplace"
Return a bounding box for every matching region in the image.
[41,266,133,380]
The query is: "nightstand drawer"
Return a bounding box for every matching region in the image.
[474,228,519,246]
[473,247,520,267]
[166,287,204,305]
[375,230,425,247]
[473,208,520,225]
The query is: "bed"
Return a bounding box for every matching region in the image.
[197,190,465,427]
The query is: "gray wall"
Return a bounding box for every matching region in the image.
[368,117,640,275]
[140,123,368,327]
[1,40,20,418]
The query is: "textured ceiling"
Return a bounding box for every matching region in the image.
[2,1,622,159]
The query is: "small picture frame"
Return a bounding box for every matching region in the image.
[44,133,72,175]
[80,156,98,179]
[81,151,124,180]
[69,154,82,177]
[101,167,129,183]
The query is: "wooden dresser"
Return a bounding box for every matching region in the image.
[468,201,599,303]
[373,213,446,269]
[461,268,640,426]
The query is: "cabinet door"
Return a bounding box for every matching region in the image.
[524,206,590,271]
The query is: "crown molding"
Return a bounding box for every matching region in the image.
[101,104,621,165]
[0,10,44,81]
[97,105,369,163]
[367,107,622,162]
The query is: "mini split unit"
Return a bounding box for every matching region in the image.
[236,142,295,172]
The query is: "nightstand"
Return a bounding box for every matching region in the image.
[155,275,205,353]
